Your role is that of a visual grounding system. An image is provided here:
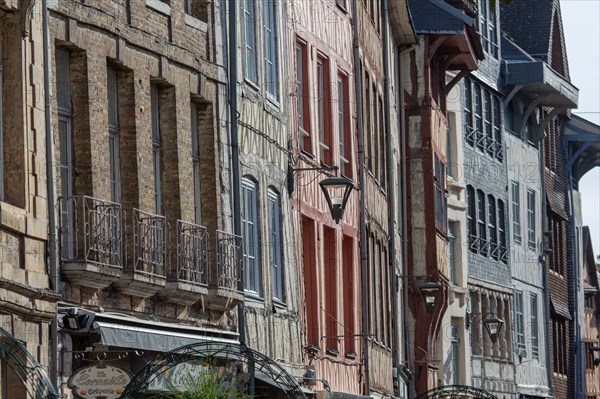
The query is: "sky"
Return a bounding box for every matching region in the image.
[560,0,600,256]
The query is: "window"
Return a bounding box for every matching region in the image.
[488,195,497,260]
[531,293,539,359]
[464,78,474,147]
[493,97,502,160]
[342,235,355,356]
[479,0,489,52]
[336,0,346,9]
[184,0,208,21]
[449,319,460,385]
[512,181,521,244]
[268,189,283,302]
[527,189,536,250]
[263,0,278,100]
[242,177,260,294]
[484,91,493,156]
[473,84,484,151]
[489,2,498,57]
[434,155,447,233]
[108,68,121,203]
[498,200,507,263]
[365,72,372,172]
[514,291,525,355]
[552,317,567,375]
[317,57,332,164]
[296,41,311,152]
[448,222,457,283]
[378,96,386,188]
[447,112,456,178]
[242,0,258,84]
[467,186,477,253]
[150,85,163,215]
[191,102,201,224]
[302,218,319,345]
[477,190,487,255]
[324,226,338,354]
[338,73,351,177]
[464,80,502,161]
[56,48,75,259]
[479,0,498,57]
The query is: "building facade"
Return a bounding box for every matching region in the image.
[402,0,483,395]
[47,0,250,396]
[0,0,60,398]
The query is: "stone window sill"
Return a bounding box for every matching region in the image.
[146,0,171,16]
[185,14,208,33]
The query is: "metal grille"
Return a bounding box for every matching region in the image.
[416,385,499,399]
[132,208,167,277]
[0,327,58,399]
[120,341,307,399]
[59,196,122,268]
[215,230,242,290]
[174,220,208,285]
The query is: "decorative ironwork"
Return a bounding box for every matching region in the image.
[0,327,58,399]
[132,208,167,277]
[465,125,504,162]
[174,220,208,285]
[120,341,307,399]
[416,384,499,399]
[215,230,242,290]
[59,196,123,268]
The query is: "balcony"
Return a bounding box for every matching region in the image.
[205,230,243,311]
[113,209,167,298]
[158,220,209,305]
[60,196,123,290]
[444,0,477,17]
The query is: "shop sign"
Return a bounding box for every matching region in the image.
[67,365,131,399]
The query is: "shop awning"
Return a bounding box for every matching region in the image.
[92,313,238,352]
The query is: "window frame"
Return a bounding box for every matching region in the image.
[263,0,279,102]
[477,190,487,256]
[107,68,121,204]
[511,181,522,244]
[151,84,164,215]
[527,188,536,250]
[531,293,539,359]
[514,290,526,355]
[242,177,261,295]
[296,40,311,153]
[487,195,498,260]
[268,189,284,302]
[242,0,258,84]
[191,102,202,225]
[467,185,477,253]
[317,56,332,165]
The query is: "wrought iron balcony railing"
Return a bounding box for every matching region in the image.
[59,196,123,268]
[214,230,242,291]
[132,208,167,278]
[173,220,208,285]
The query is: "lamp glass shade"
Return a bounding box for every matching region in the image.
[319,177,354,223]
[483,317,504,343]
[418,282,440,313]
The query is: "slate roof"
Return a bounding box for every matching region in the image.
[501,34,536,62]
[408,0,476,33]
[501,0,555,61]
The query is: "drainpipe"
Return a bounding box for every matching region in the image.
[43,0,59,393]
[565,141,584,399]
[351,0,369,394]
[227,0,244,346]
[538,133,554,398]
[381,0,400,395]
[397,42,417,399]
